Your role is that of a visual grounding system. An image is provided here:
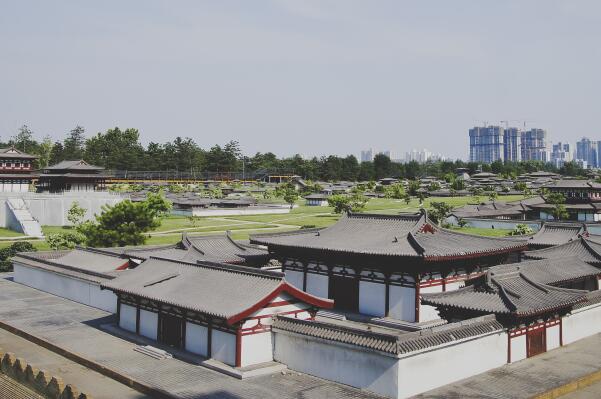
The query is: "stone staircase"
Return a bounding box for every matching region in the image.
[6,198,44,237]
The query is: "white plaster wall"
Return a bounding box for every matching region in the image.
[306,273,329,299]
[89,284,118,313]
[546,325,560,350]
[274,332,399,399]
[211,330,236,366]
[188,207,291,217]
[139,309,158,340]
[397,331,508,398]
[419,285,443,322]
[510,335,527,362]
[388,285,415,322]
[284,270,304,290]
[185,323,208,356]
[445,281,464,291]
[241,332,273,367]
[359,281,386,317]
[119,304,137,333]
[14,264,117,313]
[562,304,601,345]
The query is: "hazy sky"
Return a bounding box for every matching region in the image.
[1,1,600,160]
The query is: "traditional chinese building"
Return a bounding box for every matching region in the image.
[37,160,108,192]
[0,147,38,192]
[250,212,528,323]
[528,180,601,221]
[421,258,593,361]
[101,257,332,368]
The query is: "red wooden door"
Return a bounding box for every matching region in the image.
[527,327,546,357]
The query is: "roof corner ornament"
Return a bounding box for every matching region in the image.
[393,236,398,243]
[316,231,320,237]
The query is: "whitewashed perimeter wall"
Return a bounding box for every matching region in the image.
[273,332,400,399]
[562,302,601,345]
[396,331,507,398]
[13,264,117,313]
[274,328,507,399]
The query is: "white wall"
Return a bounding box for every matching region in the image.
[562,304,601,345]
[419,285,443,322]
[546,325,561,351]
[396,331,508,398]
[388,285,415,322]
[274,332,400,399]
[284,270,304,290]
[139,309,158,340]
[13,264,117,312]
[119,304,137,333]
[211,330,236,366]
[359,281,386,317]
[185,322,208,357]
[241,332,273,367]
[509,335,526,362]
[306,273,328,299]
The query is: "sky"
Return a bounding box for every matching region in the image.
[1,1,600,160]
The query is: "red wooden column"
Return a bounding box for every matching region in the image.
[235,326,242,368]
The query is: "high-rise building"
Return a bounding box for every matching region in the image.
[551,142,572,168]
[521,129,548,161]
[503,127,521,162]
[360,148,374,163]
[576,138,597,168]
[469,126,504,163]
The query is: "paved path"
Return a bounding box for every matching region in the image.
[0,276,381,399]
[0,328,148,399]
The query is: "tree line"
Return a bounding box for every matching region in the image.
[5,125,588,180]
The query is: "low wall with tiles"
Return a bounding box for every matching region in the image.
[0,350,91,399]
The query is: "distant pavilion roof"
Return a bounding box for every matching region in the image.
[528,222,586,248]
[523,238,601,265]
[43,160,104,172]
[251,212,527,261]
[101,257,332,325]
[421,261,588,318]
[0,147,38,159]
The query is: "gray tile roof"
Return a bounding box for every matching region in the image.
[547,179,601,189]
[43,160,104,171]
[421,264,588,317]
[507,256,601,285]
[523,238,601,265]
[13,250,123,283]
[528,222,586,248]
[0,147,38,159]
[101,257,289,320]
[98,233,268,264]
[251,212,527,260]
[272,314,503,355]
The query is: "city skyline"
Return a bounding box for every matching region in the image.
[2,1,601,159]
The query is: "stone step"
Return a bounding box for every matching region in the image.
[133,345,173,360]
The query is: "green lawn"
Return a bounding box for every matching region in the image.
[0,195,531,251]
[0,228,26,238]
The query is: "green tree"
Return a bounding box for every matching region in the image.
[47,231,86,250]
[78,193,172,247]
[428,201,453,225]
[63,126,86,160]
[508,224,534,236]
[0,242,36,272]
[328,193,368,214]
[67,201,86,226]
[36,136,54,168]
[407,180,421,196]
[282,186,299,208]
[12,125,36,153]
[546,192,569,220]
[373,154,393,179]
[488,191,498,202]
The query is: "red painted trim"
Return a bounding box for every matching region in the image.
[245,308,310,322]
[507,332,511,363]
[559,318,563,346]
[265,299,300,308]
[235,328,242,368]
[415,275,420,323]
[424,245,528,262]
[115,261,130,271]
[226,282,333,325]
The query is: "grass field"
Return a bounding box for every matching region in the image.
[0,194,531,250]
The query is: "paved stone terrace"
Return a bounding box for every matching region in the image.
[0,276,382,399]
